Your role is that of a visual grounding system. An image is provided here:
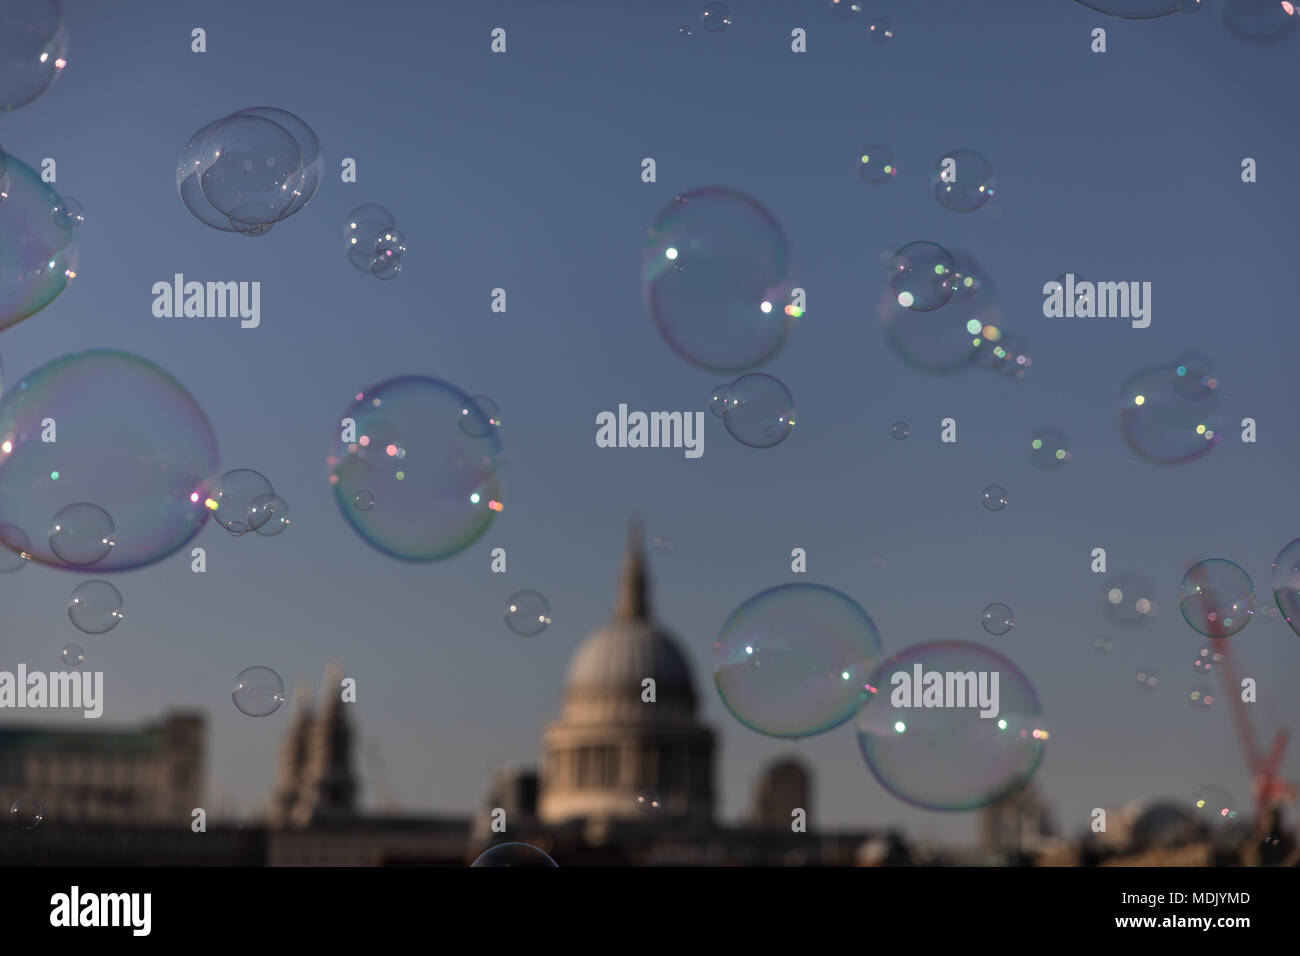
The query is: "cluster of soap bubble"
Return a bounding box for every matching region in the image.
[207,468,289,537]
[0,0,67,112]
[0,148,80,331]
[1119,352,1223,465]
[709,373,796,449]
[177,107,321,235]
[344,204,407,280]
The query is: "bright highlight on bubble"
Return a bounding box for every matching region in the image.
[722,373,796,449]
[505,590,552,637]
[232,666,286,717]
[1178,558,1255,638]
[68,579,124,635]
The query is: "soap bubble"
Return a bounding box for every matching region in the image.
[1187,684,1216,711]
[209,469,275,535]
[344,204,400,273]
[8,797,43,830]
[867,17,894,40]
[354,490,375,511]
[679,24,693,37]
[505,589,551,636]
[0,524,31,572]
[471,842,558,867]
[1192,785,1239,828]
[981,602,1014,635]
[232,666,286,717]
[1029,426,1071,470]
[635,790,663,814]
[1119,360,1222,465]
[1105,572,1158,627]
[642,187,798,372]
[981,485,1008,511]
[878,288,977,373]
[0,350,218,570]
[889,241,955,312]
[0,0,67,111]
[1179,558,1255,638]
[250,494,290,537]
[714,583,884,738]
[1072,1,1181,19]
[1193,644,1224,672]
[1135,668,1160,690]
[1172,350,1217,397]
[723,373,796,449]
[0,151,78,330]
[977,329,1032,380]
[652,535,675,553]
[1222,0,1299,43]
[50,196,84,229]
[458,395,501,438]
[856,640,1047,811]
[890,421,910,440]
[60,643,83,666]
[67,579,124,634]
[932,149,995,212]
[1093,636,1115,654]
[326,376,504,562]
[709,384,733,417]
[1270,537,1300,638]
[700,2,733,32]
[48,501,115,566]
[830,0,862,17]
[857,144,898,184]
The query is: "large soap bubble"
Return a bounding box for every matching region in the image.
[0,0,68,111]
[1119,359,1222,465]
[326,376,504,561]
[0,151,79,330]
[642,187,799,373]
[0,350,218,571]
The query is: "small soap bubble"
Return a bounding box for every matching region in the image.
[1192,785,1237,828]
[50,196,84,229]
[857,144,898,184]
[506,590,551,636]
[471,842,558,867]
[700,2,733,32]
[889,241,956,312]
[209,469,276,534]
[0,0,67,111]
[1222,0,1299,42]
[981,485,1008,511]
[709,384,733,417]
[1105,573,1157,627]
[981,602,1014,635]
[68,580,124,635]
[354,490,375,511]
[890,421,910,440]
[652,535,675,553]
[1093,636,1115,654]
[232,665,286,717]
[8,798,43,830]
[1187,684,1216,711]
[933,150,994,212]
[867,17,894,40]
[679,24,693,37]
[635,790,663,814]
[831,0,862,17]
[1029,427,1071,470]
[1135,668,1159,690]
[723,373,795,449]
[61,643,84,666]
[1179,559,1255,639]
[251,495,290,537]
[48,502,116,567]
[1193,645,1224,672]
[459,395,501,438]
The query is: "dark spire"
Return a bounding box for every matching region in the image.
[614,519,650,621]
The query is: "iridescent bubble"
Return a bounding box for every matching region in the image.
[230,107,322,222]
[867,17,894,40]
[1119,360,1222,465]
[60,643,83,666]
[714,583,885,739]
[354,490,375,511]
[1029,426,1070,470]
[248,495,288,537]
[1179,559,1255,638]
[0,0,67,111]
[932,149,995,212]
[1187,684,1216,711]
[0,151,78,330]
[0,524,31,572]
[981,602,1014,635]
[1135,668,1160,690]
[890,421,910,440]
[1193,644,1224,672]
[232,666,286,717]
[856,640,1047,811]
[8,797,43,830]
[889,241,956,312]
[709,384,733,417]
[209,469,275,535]
[700,2,733,32]
[642,187,798,372]
[878,282,977,374]
[1192,785,1239,828]
[48,501,115,566]
[50,196,84,230]
[635,789,663,814]
[0,350,217,570]
[1105,572,1158,627]
[857,144,897,184]
[723,373,796,449]
[506,590,551,636]
[67,579,124,634]
[326,376,504,562]
[1270,537,1300,638]
[459,395,501,438]
[1222,0,1299,43]
[1072,0,1182,19]
[471,842,558,867]
[981,485,1007,511]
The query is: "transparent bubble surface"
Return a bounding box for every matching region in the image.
[1222,0,1299,42]
[459,395,501,439]
[1119,360,1222,465]
[700,2,733,33]
[0,350,218,570]
[981,485,1007,511]
[505,589,551,637]
[857,144,897,184]
[932,149,995,212]
[0,152,78,330]
[48,501,115,566]
[641,187,797,373]
[50,196,84,230]
[61,643,83,666]
[1029,426,1071,470]
[67,579,124,634]
[856,640,1047,811]
[471,842,558,867]
[327,376,504,562]
[709,384,733,418]
[867,17,894,40]
[251,494,290,537]
[889,241,956,312]
[714,583,885,739]
[344,204,398,272]
[8,797,43,830]
[1270,537,1300,638]
[0,0,67,111]
[209,469,275,535]
[1179,558,1255,638]
[981,602,1014,635]
[723,373,796,449]
[1105,572,1158,627]
[1072,1,1182,19]
[1187,683,1216,711]
[890,421,910,440]
[232,666,286,717]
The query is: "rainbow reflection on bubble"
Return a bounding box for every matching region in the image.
[0,151,78,331]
